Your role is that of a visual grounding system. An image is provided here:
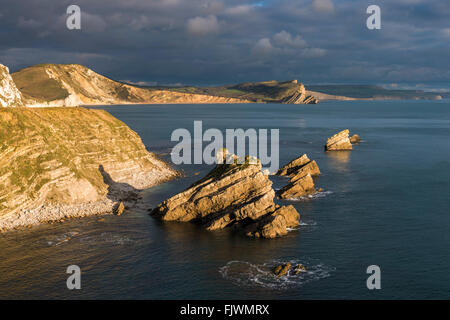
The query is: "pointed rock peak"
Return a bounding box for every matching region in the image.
[0,64,24,107]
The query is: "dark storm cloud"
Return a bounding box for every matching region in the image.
[0,0,449,87]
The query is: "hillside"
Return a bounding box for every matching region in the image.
[11,64,252,107]
[12,64,319,106]
[307,85,444,101]
[161,80,319,104]
[0,107,178,230]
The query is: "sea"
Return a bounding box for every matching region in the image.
[0,100,449,299]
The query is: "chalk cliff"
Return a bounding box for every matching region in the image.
[0,64,24,107]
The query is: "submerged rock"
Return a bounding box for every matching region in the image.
[151,157,300,239]
[350,134,361,144]
[274,263,292,277]
[294,264,306,274]
[325,129,353,151]
[115,202,125,216]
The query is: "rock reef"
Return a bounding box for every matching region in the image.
[276,154,321,199]
[151,158,300,239]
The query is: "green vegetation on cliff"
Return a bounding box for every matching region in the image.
[0,107,176,217]
[157,80,304,103]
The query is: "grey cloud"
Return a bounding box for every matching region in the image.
[0,0,448,87]
[186,15,220,35]
[312,0,334,14]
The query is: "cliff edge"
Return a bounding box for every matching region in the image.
[0,107,178,231]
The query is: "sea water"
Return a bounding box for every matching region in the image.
[0,100,449,299]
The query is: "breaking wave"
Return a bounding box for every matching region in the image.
[46,231,80,247]
[219,258,334,290]
[287,190,333,201]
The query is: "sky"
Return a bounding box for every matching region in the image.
[0,0,449,89]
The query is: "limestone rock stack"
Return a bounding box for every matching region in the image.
[276,154,321,199]
[325,129,353,151]
[151,158,300,239]
[325,129,362,151]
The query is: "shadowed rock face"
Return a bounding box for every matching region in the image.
[276,154,321,199]
[325,129,353,151]
[151,160,300,239]
[277,174,316,199]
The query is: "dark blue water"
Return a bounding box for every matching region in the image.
[1,100,449,299]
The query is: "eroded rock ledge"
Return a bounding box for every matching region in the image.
[151,159,300,239]
[276,154,321,199]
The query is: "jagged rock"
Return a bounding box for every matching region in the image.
[151,158,300,239]
[274,263,292,277]
[276,154,321,178]
[294,264,306,274]
[281,83,319,104]
[277,174,316,199]
[276,154,320,199]
[325,129,353,151]
[243,205,300,238]
[0,64,24,107]
[115,202,125,216]
[350,134,361,144]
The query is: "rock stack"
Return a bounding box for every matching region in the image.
[325,129,361,151]
[151,157,300,239]
[276,154,321,199]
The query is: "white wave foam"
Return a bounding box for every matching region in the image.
[219,258,334,290]
[79,232,133,245]
[287,190,333,201]
[46,231,80,247]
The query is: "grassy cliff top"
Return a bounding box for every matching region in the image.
[156,80,302,102]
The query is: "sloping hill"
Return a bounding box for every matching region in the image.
[162,79,319,104]
[12,64,251,107]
